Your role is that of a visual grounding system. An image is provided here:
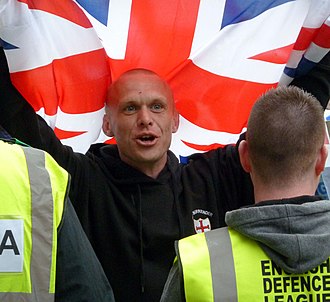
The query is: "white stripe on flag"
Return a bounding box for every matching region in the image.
[190,0,310,83]
[75,0,132,59]
[0,1,103,72]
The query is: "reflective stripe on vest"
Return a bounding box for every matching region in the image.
[178,228,237,302]
[178,227,330,302]
[0,142,67,301]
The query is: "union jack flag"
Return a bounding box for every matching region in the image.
[1,0,329,156]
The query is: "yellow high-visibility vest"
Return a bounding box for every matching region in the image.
[178,227,330,302]
[0,140,69,301]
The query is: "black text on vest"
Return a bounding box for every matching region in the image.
[0,230,20,255]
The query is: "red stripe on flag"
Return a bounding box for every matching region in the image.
[249,44,294,64]
[54,127,86,140]
[11,49,110,115]
[293,27,319,51]
[104,137,117,145]
[171,61,275,133]
[11,65,58,114]
[182,140,227,151]
[18,0,92,28]
[314,23,330,48]
[109,0,201,80]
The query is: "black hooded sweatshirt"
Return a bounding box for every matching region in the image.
[1,47,329,301]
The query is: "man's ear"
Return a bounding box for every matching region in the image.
[238,140,251,173]
[315,144,328,176]
[172,110,180,133]
[102,113,114,137]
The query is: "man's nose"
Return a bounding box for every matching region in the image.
[137,107,153,126]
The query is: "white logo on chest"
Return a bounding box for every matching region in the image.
[192,209,213,233]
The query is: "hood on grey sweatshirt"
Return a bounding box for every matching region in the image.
[225,196,330,274]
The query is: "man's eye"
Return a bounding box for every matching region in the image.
[151,104,164,111]
[124,105,136,112]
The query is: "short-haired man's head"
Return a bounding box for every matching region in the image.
[247,86,325,186]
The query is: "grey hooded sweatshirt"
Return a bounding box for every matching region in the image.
[226,196,330,274]
[160,195,330,301]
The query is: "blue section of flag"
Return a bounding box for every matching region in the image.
[317,170,330,200]
[283,66,296,78]
[179,155,189,164]
[284,57,317,79]
[0,39,18,50]
[295,57,318,77]
[76,0,110,26]
[221,0,293,28]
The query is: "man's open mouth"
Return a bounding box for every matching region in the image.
[139,135,156,142]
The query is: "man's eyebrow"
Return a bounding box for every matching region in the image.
[119,98,137,104]
[150,95,169,102]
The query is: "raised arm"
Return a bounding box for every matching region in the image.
[0,47,84,169]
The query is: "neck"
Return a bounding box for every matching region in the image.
[253,180,319,204]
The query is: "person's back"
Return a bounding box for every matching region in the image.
[161,86,330,301]
[0,138,115,301]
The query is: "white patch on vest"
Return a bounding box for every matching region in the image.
[0,220,24,272]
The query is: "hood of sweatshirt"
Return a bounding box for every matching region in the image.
[225,196,330,274]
